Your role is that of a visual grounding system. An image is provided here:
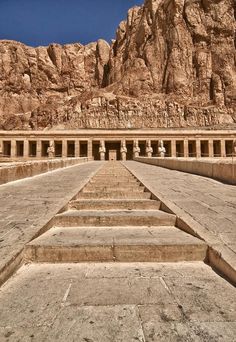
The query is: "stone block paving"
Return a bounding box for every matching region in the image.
[125,161,236,269]
[0,263,235,341]
[0,161,103,283]
[0,161,236,341]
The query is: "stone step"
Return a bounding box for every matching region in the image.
[87,182,140,188]
[82,186,145,193]
[25,226,207,263]
[93,173,136,179]
[69,199,161,210]
[95,172,131,175]
[52,209,176,227]
[89,179,139,185]
[77,191,152,199]
[91,179,137,184]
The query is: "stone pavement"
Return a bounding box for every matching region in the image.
[124,161,236,279]
[25,162,206,264]
[0,262,235,342]
[0,161,235,341]
[0,161,103,285]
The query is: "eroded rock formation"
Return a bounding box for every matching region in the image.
[0,0,235,130]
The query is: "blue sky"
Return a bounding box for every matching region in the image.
[0,0,143,47]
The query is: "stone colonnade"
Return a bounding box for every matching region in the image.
[0,136,235,160]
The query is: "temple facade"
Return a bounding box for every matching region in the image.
[0,129,236,161]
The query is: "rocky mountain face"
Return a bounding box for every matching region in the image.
[0,0,235,130]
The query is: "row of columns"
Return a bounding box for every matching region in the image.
[0,138,235,159]
[46,139,93,159]
[98,139,166,161]
[0,139,94,159]
[97,139,236,160]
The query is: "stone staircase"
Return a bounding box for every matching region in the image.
[25,162,207,263]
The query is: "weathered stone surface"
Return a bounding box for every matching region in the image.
[0,40,110,130]
[109,0,236,103]
[125,160,236,282]
[0,157,89,185]
[0,262,235,341]
[0,0,235,129]
[0,161,103,286]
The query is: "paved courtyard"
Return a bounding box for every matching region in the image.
[0,161,235,341]
[125,161,236,274]
[0,161,103,284]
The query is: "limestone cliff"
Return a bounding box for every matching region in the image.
[0,0,235,130]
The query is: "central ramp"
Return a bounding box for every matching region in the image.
[1,162,235,341]
[25,161,207,263]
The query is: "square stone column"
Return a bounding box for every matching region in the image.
[221,140,226,158]
[171,140,176,158]
[62,140,67,158]
[88,139,93,160]
[209,139,214,158]
[23,140,29,159]
[11,140,16,158]
[184,140,189,158]
[75,140,80,157]
[196,140,201,158]
[36,140,42,158]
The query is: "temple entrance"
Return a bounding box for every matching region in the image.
[105,142,121,161]
[109,150,117,161]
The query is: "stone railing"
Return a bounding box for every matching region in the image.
[135,157,236,185]
[0,157,89,185]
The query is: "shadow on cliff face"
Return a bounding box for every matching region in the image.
[0,0,235,130]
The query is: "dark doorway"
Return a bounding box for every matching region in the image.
[92,142,100,160]
[139,141,146,157]
[42,141,50,157]
[164,141,172,157]
[226,140,233,157]
[80,142,88,157]
[55,141,62,157]
[29,141,37,157]
[67,141,75,157]
[105,142,121,161]
[201,141,209,157]
[152,142,158,157]
[188,141,196,157]
[126,141,133,160]
[213,140,221,157]
[3,141,11,157]
[16,141,24,157]
[176,141,184,157]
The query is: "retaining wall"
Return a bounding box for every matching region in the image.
[0,157,89,185]
[135,157,236,185]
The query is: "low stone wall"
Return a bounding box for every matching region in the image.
[135,157,236,185]
[0,157,89,185]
